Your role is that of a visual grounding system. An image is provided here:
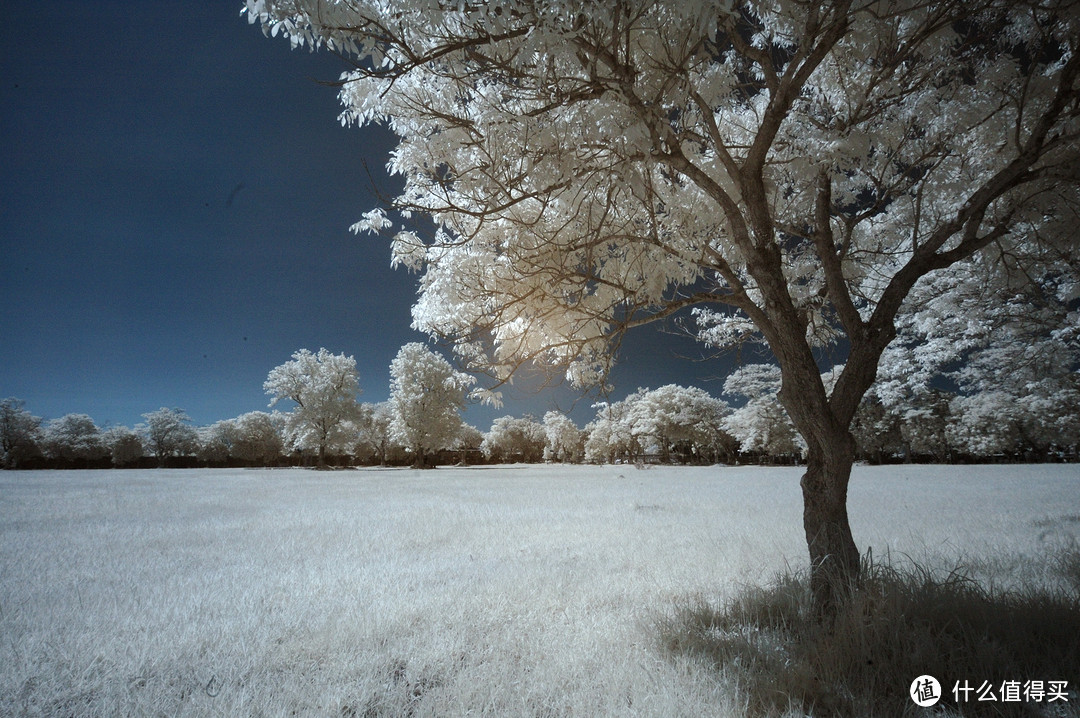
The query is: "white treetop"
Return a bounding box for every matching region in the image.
[264,348,363,465]
[141,407,199,462]
[248,0,1080,610]
[103,425,143,467]
[388,342,474,467]
[625,384,731,460]
[40,413,108,462]
[542,411,583,463]
[723,365,803,459]
[249,0,1077,389]
[197,420,238,464]
[580,384,731,462]
[232,411,287,465]
[481,415,547,462]
[455,422,485,453]
[584,397,642,464]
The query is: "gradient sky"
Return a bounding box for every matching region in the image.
[1,2,732,431]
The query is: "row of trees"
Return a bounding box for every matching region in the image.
[6,344,1076,469]
[264,344,475,468]
[1,343,472,470]
[0,400,286,470]
[485,367,1080,467]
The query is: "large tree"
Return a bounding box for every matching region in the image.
[40,413,108,463]
[141,407,199,464]
[542,410,584,463]
[355,401,396,465]
[249,0,1080,612]
[388,342,473,468]
[265,348,362,466]
[481,415,547,462]
[232,411,287,465]
[627,384,733,463]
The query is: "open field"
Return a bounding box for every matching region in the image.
[2,464,1078,716]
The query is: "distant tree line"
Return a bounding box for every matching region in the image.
[4,345,1076,470]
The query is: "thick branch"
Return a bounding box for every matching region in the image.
[811,172,864,339]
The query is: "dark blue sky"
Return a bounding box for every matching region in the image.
[1,2,726,430]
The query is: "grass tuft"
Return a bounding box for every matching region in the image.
[661,550,1080,717]
[1056,543,1080,595]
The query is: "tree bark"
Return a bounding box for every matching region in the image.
[800,434,861,618]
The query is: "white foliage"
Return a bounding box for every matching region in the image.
[722,365,803,457]
[626,384,733,461]
[231,411,286,464]
[455,422,485,453]
[354,401,398,464]
[350,207,394,235]
[388,342,474,465]
[0,398,42,468]
[264,348,363,463]
[197,420,239,463]
[875,250,1080,457]
[481,415,547,463]
[584,400,640,464]
[583,384,732,463]
[249,0,1080,459]
[947,392,1025,458]
[40,413,107,462]
[140,408,199,460]
[898,391,954,461]
[542,411,584,463]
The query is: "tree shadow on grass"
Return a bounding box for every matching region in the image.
[661,549,1080,717]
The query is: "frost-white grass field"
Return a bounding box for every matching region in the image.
[2,464,1078,716]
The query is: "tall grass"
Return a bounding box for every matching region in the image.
[1,464,1078,716]
[662,548,1080,717]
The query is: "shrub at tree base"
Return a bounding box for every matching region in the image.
[662,552,1080,717]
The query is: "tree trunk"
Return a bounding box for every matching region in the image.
[801,435,861,618]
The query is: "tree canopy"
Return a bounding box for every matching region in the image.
[247,0,1080,612]
[265,348,363,466]
[141,408,199,463]
[388,342,474,467]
